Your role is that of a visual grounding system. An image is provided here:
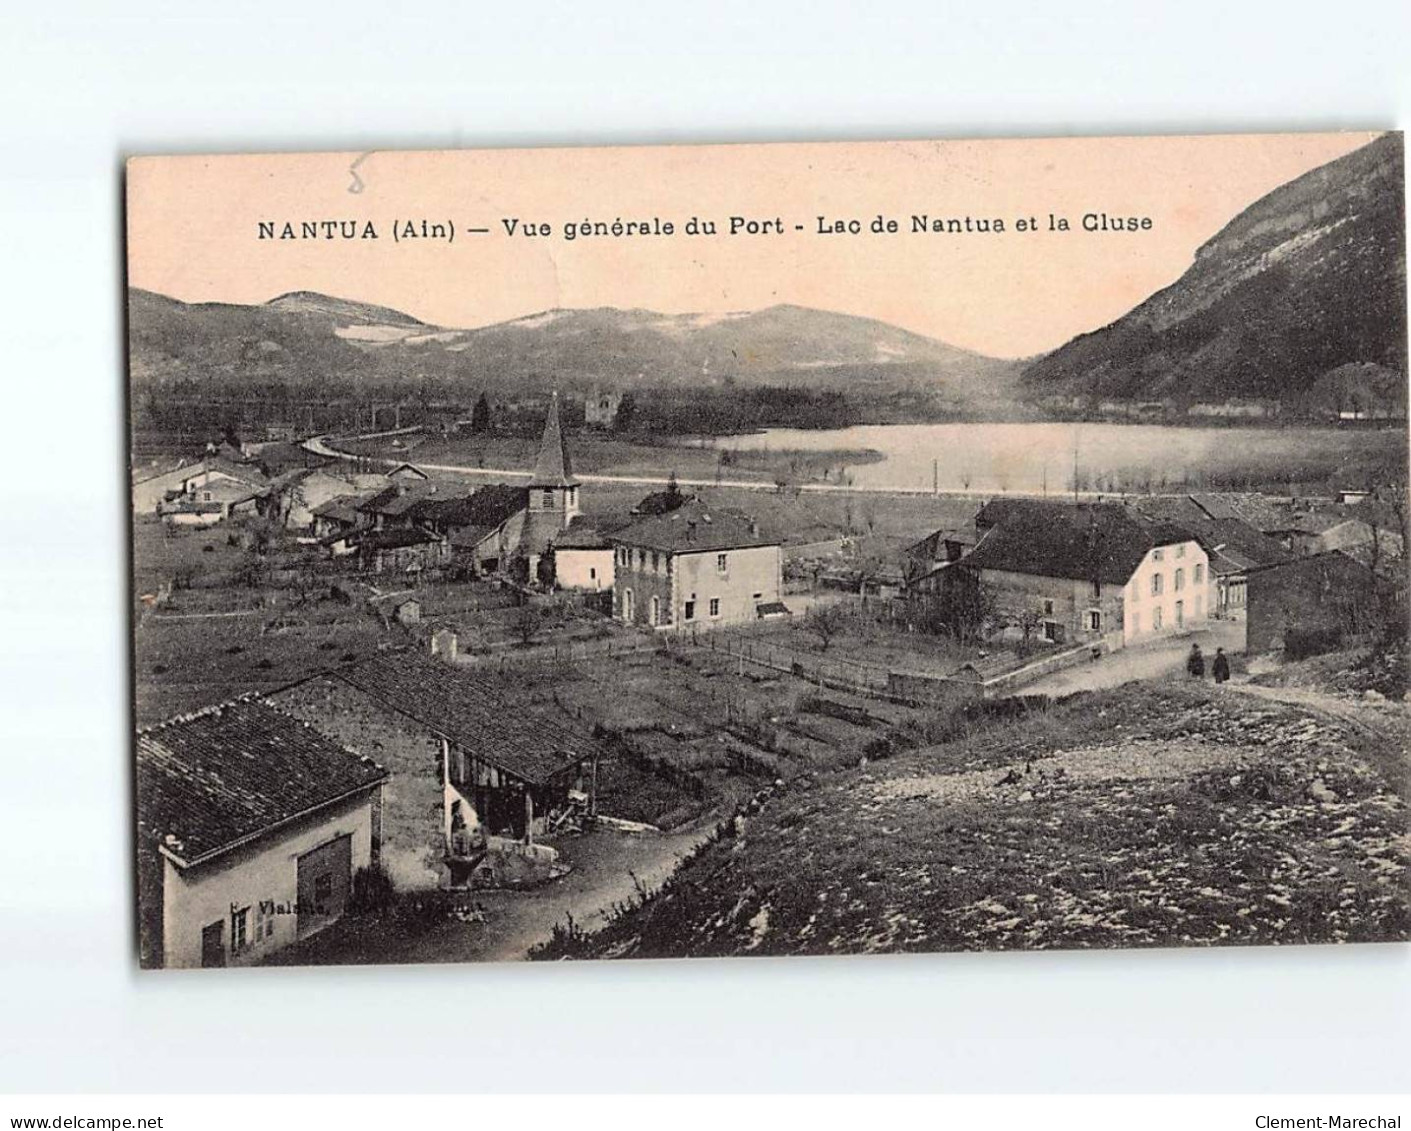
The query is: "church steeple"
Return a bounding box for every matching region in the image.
[530,391,578,488]
[528,392,579,524]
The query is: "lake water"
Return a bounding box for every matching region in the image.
[688,422,1394,494]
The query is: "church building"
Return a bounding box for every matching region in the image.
[522,391,581,582]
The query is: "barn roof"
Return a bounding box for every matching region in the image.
[136,700,388,867]
[332,653,603,786]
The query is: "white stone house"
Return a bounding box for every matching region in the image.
[136,700,388,969]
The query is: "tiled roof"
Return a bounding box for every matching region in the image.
[553,524,612,550]
[375,485,442,518]
[333,653,604,786]
[612,498,778,554]
[415,485,528,530]
[136,699,388,867]
[356,483,434,515]
[1131,498,1295,574]
[201,457,269,487]
[1189,492,1296,533]
[311,495,364,526]
[965,500,1195,585]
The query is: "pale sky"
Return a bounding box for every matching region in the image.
[126,132,1380,359]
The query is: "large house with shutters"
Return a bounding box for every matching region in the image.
[940,499,1210,650]
[610,498,783,630]
[136,700,388,969]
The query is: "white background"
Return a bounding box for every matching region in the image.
[1,0,1408,1094]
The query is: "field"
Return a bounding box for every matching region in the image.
[133,518,402,724]
[535,681,1411,958]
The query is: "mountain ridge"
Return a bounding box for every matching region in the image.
[1021,133,1407,413]
[127,287,1024,412]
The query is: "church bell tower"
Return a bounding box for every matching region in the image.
[527,391,580,529]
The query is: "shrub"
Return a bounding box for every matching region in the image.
[1285,625,1343,661]
[349,864,395,914]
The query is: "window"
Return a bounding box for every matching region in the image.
[651,551,659,572]
[753,592,763,601]
[1090,580,1101,600]
[1174,568,1184,592]
[1194,563,1204,583]
[1087,611,1101,631]
[1152,606,1163,630]
[1152,548,1164,562]
[231,906,249,951]
[709,598,721,618]
[1043,599,1054,615]
[716,553,728,573]
[589,567,596,580]
[255,903,275,943]
[1175,544,1185,559]
[684,596,696,621]
[1151,574,1163,596]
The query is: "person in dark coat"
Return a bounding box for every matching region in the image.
[1212,647,1230,684]
[1186,643,1205,678]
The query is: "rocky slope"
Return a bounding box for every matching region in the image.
[1022,134,1407,412]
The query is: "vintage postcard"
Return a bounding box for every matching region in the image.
[126,133,1409,969]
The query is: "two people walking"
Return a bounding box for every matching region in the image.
[1187,643,1230,684]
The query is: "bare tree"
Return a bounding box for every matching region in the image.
[805,603,849,652]
[510,604,541,647]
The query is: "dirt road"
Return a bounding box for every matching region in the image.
[1024,620,1246,697]
[276,823,716,967]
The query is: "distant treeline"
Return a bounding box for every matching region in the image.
[624,386,859,434]
[131,378,878,441]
